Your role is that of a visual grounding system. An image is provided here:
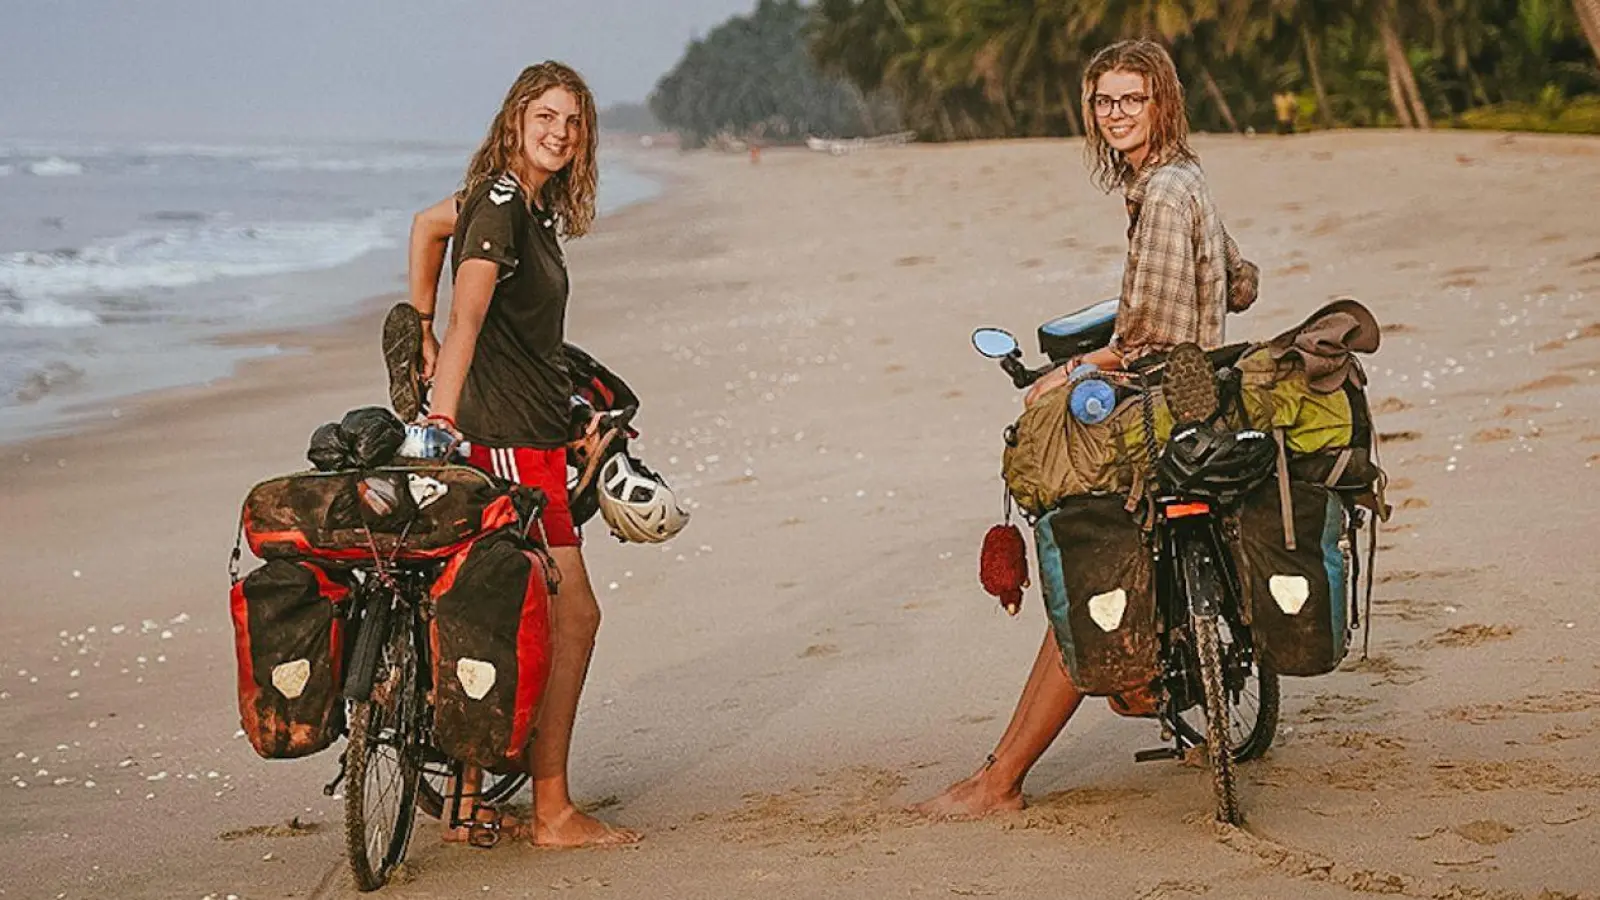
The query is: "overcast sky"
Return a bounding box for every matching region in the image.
[0,0,758,143]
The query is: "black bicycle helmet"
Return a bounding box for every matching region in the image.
[1158,424,1277,505]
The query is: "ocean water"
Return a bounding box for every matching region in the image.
[0,139,659,443]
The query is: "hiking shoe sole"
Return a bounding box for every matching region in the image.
[382,303,424,422]
[1163,342,1218,425]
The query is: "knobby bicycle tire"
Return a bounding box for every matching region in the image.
[343,617,421,891]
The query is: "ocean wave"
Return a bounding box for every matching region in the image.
[251,152,461,174]
[28,157,84,177]
[10,360,86,404]
[0,215,397,308]
[0,292,100,328]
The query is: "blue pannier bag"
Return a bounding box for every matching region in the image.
[1034,495,1159,696]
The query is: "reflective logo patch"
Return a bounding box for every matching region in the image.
[1088,589,1127,632]
[456,658,497,700]
[407,474,447,508]
[271,659,311,699]
[1269,575,1311,615]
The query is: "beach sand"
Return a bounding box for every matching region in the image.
[3,130,1599,899]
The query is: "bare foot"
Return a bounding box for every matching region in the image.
[909,772,1026,821]
[531,805,641,848]
[442,808,524,845]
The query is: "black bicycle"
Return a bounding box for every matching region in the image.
[974,317,1279,824]
[332,563,530,890]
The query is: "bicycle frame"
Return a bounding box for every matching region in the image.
[1149,497,1257,745]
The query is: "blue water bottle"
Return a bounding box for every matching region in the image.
[1068,364,1117,425]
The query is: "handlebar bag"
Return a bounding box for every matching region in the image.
[429,532,555,771]
[1232,479,1351,676]
[241,465,542,564]
[1034,495,1159,695]
[230,559,348,759]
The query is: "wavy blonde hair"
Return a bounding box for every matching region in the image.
[1081,40,1196,194]
[463,61,599,238]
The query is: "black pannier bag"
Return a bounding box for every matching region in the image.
[1232,479,1351,676]
[429,533,555,771]
[230,559,348,759]
[1034,494,1160,695]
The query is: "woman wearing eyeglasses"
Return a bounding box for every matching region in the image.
[912,39,1259,820]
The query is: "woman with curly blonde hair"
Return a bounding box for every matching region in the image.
[394,60,638,847]
[913,39,1258,820]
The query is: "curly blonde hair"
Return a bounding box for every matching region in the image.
[463,61,599,238]
[1081,41,1196,194]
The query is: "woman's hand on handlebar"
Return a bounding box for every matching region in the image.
[1023,357,1079,407]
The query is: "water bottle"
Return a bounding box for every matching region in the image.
[1068,364,1117,425]
[399,424,459,459]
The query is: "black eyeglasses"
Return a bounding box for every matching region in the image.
[1092,93,1150,118]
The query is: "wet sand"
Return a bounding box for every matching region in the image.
[2,131,1599,899]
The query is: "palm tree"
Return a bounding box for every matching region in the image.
[1579,0,1600,62]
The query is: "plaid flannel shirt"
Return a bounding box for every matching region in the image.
[1110,158,1258,364]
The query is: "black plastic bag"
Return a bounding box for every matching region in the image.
[339,407,405,468]
[307,422,354,472]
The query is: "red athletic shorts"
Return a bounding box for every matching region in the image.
[465,444,580,548]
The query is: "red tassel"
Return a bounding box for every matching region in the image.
[980,523,1030,616]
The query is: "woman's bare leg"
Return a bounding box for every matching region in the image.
[911,629,1084,819]
[524,545,640,847]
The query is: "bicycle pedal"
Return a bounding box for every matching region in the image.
[1134,747,1184,763]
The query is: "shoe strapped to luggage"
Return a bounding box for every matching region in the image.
[429,532,556,771]
[230,559,348,759]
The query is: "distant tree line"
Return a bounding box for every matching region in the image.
[648,0,900,147]
[648,0,1600,143]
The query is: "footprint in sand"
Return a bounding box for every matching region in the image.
[894,255,935,267]
[1424,624,1518,648]
[1398,496,1430,510]
[1379,430,1422,443]
[800,643,839,659]
[1473,427,1515,443]
[1452,820,1516,846]
[218,817,323,841]
[1508,374,1578,394]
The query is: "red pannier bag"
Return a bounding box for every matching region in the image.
[429,532,555,771]
[230,559,347,759]
[239,465,536,564]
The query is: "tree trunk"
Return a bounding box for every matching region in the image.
[1063,85,1083,138]
[1199,66,1240,132]
[1300,24,1336,128]
[1387,64,1416,128]
[1379,4,1430,128]
[1576,0,1600,65]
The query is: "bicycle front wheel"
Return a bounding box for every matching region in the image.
[343,614,422,891]
[1192,612,1241,825]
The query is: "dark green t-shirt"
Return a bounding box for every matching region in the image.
[451,173,572,448]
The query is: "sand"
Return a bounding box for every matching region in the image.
[2,130,1599,899]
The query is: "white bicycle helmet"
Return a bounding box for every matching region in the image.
[596,453,690,544]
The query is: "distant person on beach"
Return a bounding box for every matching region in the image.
[1274,91,1297,135]
[912,39,1259,820]
[396,60,639,848]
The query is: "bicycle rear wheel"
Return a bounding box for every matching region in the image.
[343,609,422,891]
[1172,614,1280,763]
[415,755,528,820]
